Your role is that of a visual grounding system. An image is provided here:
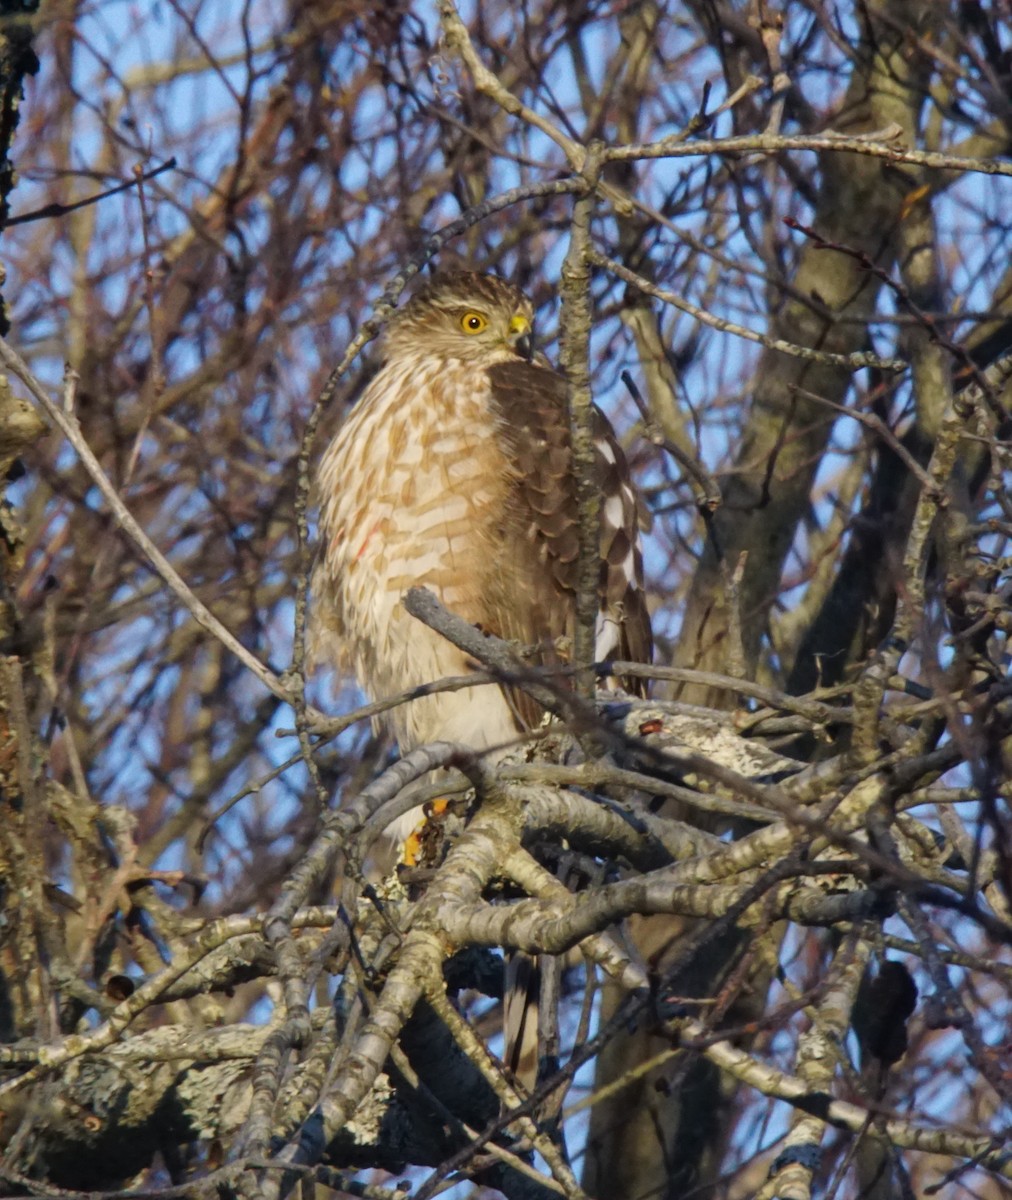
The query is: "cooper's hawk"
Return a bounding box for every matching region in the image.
[311,272,652,755]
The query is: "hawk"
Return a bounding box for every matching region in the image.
[311,271,652,755]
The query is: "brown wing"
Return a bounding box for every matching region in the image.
[483,359,652,726]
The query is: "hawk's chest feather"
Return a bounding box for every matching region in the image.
[312,354,524,750]
[318,356,512,628]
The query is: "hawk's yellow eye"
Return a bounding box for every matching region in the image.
[460,311,488,334]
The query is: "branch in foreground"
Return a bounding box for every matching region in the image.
[403,586,583,721]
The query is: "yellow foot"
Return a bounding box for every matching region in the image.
[399,797,452,869]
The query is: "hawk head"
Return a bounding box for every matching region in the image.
[384,272,535,364]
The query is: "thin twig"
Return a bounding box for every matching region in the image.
[6,158,177,226]
[0,336,295,707]
[592,249,907,371]
[621,370,721,511]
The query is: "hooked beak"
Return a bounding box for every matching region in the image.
[509,313,534,361]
